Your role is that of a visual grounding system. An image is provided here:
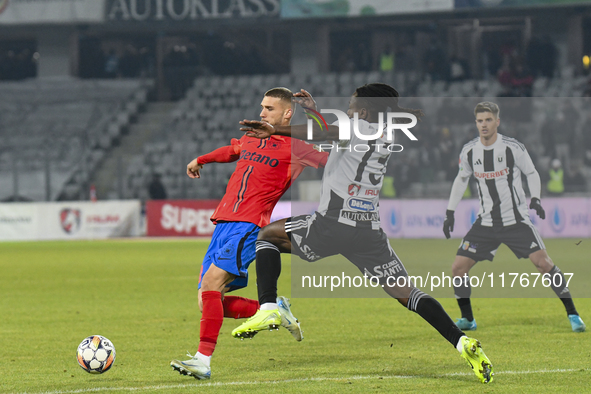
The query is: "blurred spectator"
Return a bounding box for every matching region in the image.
[355,42,372,72]
[138,47,155,77]
[379,44,395,72]
[424,39,447,81]
[538,36,557,78]
[119,45,141,78]
[0,48,36,80]
[438,127,457,181]
[394,43,415,72]
[148,174,167,200]
[163,44,201,100]
[582,111,591,166]
[104,49,120,79]
[546,159,564,195]
[448,56,468,82]
[498,57,533,97]
[381,175,396,198]
[554,111,573,170]
[584,77,591,97]
[393,155,418,197]
[561,100,580,153]
[336,47,357,72]
[540,114,557,158]
[418,139,437,183]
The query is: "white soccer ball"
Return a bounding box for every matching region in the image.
[76,335,116,374]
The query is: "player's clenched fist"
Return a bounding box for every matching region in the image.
[187,159,203,178]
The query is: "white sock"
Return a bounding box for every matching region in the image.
[196,352,211,367]
[260,302,278,311]
[456,336,467,353]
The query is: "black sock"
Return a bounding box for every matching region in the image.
[454,275,474,321]
[549,265,578,316]
[407,288,465,348]
[255,241,282,305]
[457,299,474,321]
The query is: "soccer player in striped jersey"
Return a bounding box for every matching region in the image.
[233,84,494,384]
[170,87,328,380]
[443,101,585,333]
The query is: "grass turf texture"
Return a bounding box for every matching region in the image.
[0,239,589,393]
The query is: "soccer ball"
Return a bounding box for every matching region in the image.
[76,335,116,374]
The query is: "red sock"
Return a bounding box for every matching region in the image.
[198,291,224,357]
[222,296,259,319]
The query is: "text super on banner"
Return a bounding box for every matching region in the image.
[146,200,219,236]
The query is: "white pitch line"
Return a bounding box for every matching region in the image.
[12,368,588,394]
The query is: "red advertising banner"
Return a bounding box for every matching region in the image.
[146,200,219,237]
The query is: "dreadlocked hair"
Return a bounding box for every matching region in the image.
[354,83,423,121]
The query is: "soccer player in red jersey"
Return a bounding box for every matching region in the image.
[171,87,328,380]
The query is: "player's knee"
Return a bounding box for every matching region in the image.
[200,277,213,292]
[530,250,553,273]
[536,256,554,273]
[257,225,273,242]
[452,257,473,277]
[258,221,289,250]
[200,270,228,292]
[452,262,465,277]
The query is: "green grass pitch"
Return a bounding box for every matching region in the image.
[0,238,589,393]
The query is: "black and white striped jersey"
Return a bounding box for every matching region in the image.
[458,134,536,227]
[318,118,391,230]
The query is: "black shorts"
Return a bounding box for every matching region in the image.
[456,221,545,262]
[286,213,409,284]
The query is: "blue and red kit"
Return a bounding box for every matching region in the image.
[198,134,327,228]
[197,135,327,291]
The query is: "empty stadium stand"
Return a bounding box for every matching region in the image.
[0,77,152,201]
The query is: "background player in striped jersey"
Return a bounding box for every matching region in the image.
[234,84,494,384]
[170,87,328,380]
[443,101,585,333]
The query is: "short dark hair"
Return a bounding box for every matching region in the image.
[264,87,293,105]
[474,101,500,118]
[354,83,423,120]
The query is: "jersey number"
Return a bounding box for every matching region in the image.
[354,144,390,185]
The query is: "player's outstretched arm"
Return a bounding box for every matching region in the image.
[186,142,241,178]
[240,120,339,141]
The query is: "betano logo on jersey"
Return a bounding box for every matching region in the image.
[239,150,280,167]
[474,168,509,179]
[304,107,418,150]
